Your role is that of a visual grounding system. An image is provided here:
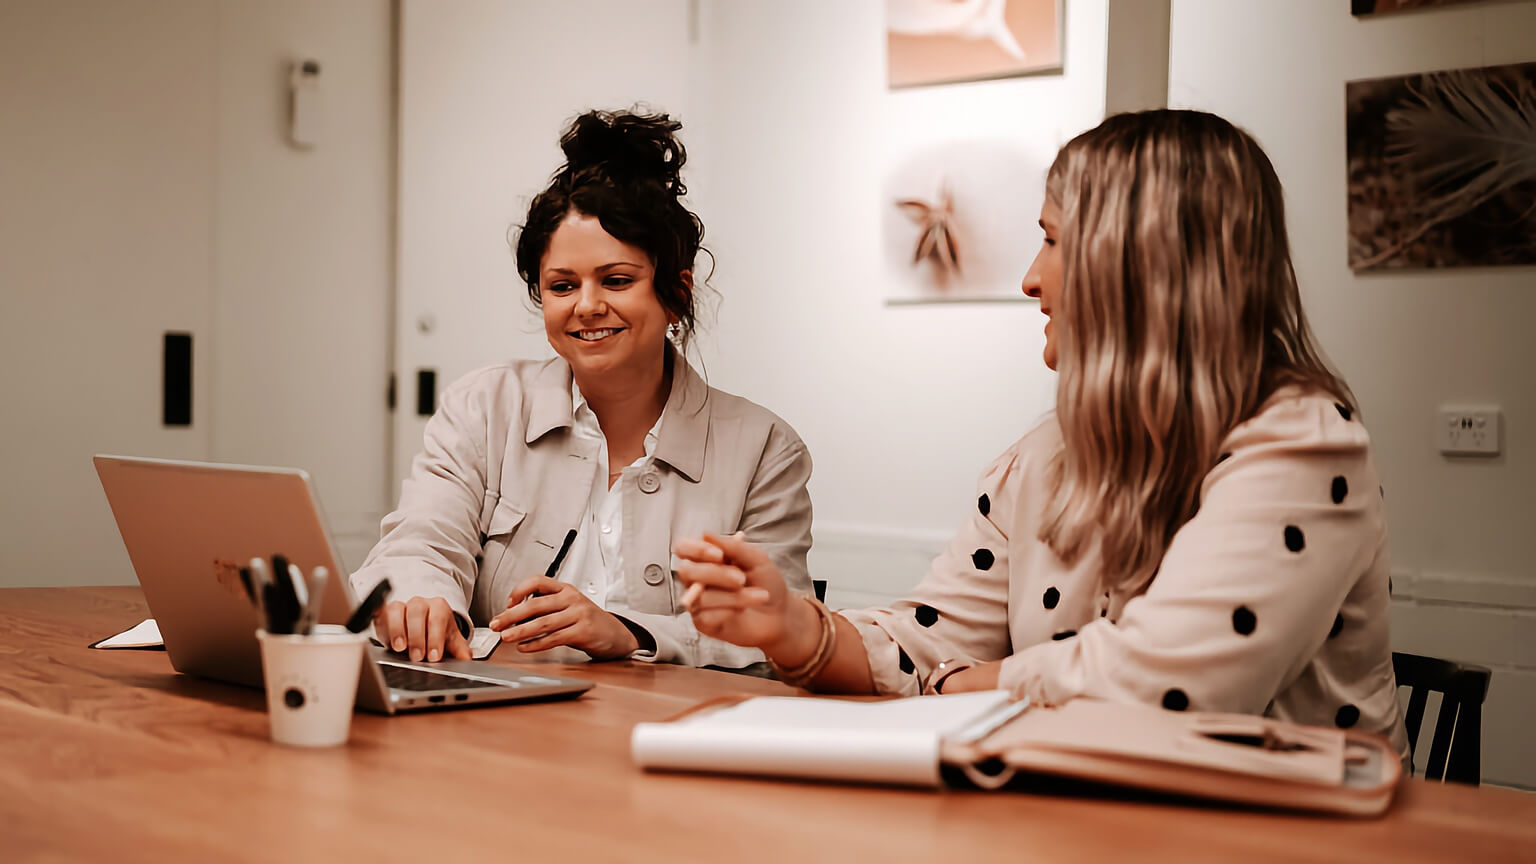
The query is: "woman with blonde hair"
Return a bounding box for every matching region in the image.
[675,109,1407,753]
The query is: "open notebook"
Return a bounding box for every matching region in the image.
[631,693,1402,817]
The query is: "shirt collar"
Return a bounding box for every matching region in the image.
[524,350,711,483]
[571,379,661,454]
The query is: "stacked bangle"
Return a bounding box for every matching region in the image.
[768,595,838,688]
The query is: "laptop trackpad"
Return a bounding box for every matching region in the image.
[371,651,566,690]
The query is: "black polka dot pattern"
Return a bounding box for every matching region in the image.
[1335,704,1360,729]
[1284,525,1305,553]
[971,549,995,571]
[1331,476,1348,504]
[1042,587,1060,610]
[1336,403,1353,421]
[1232,606,1257,636]
[1329,613,1343,639]
[977,494,991,517]
[1051,630,1077,641]
[1162,689,1190,712]
[898,648,915,675]
[914,605,939,628]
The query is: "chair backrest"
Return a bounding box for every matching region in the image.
[1392,651,1492,785]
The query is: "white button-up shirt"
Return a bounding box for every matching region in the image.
[564,381,662,655]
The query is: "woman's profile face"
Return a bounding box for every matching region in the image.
[1021,201,1064,371]
[539,211,675,383]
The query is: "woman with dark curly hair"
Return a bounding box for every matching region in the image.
[353,110,813,668]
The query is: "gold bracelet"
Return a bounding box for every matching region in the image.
[769,595,838,688]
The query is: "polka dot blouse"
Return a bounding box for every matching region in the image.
[840,389,1409,756]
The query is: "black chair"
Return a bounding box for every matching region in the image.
[813,579,827,603]
[1392,651,1491,785]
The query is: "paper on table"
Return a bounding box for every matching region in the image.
[90,618,164,650]
[631,690,1016,787]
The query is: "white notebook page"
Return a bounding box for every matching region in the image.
[632,690,1015,786]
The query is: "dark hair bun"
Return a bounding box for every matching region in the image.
[558,110,687,196]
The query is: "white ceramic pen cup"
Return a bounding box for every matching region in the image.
[256,624,368,747]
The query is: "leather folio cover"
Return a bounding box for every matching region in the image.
[631,693,1401,817]
[939,698,1400,817]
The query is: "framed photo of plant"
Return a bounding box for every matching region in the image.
[882,140,1042,303]
[1346,61,1536,270]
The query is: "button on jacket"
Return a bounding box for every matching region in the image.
[351,352,814,668]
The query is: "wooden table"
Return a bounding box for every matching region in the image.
[2,588,1534,863]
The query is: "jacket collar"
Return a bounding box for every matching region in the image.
[653,351,710,483]
[524,350,710,483]
[524,357,576,445]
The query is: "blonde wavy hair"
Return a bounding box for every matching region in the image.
[1040,110,1354,593]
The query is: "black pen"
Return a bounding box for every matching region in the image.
[545,529,578,579]
[237,566,256,605]
[261,580,285,634]
[507,530,578,646]
[345,578,393,634]
[270,554,299,633]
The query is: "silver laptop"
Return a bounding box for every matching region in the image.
[93,454,593,713]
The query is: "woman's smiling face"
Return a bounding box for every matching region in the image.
[1021,200,1063,371]
[539,210,676,381]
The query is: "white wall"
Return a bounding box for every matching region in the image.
[1168,0,1536,789]
[684,0,1109,607]
[0,0,393,584]
[211,0,394,572]
[0,0,217,586]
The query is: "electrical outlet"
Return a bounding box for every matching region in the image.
[1436,406,1501,456]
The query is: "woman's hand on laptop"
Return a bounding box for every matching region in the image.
[376,596,472,663]
[487,577,640,660]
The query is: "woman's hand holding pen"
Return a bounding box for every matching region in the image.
[488,577,639,659]
[376,596,471,663]
[673,533,817,665]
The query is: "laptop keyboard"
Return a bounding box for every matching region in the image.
[380,662,507,692]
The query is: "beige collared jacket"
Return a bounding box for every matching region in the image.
[351,353,814,668]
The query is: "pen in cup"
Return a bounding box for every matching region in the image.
[287,563,309,633]
[300,566,328,635]
[238,566,257,605]
[270,554,300,634]
[249,556,278,631]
